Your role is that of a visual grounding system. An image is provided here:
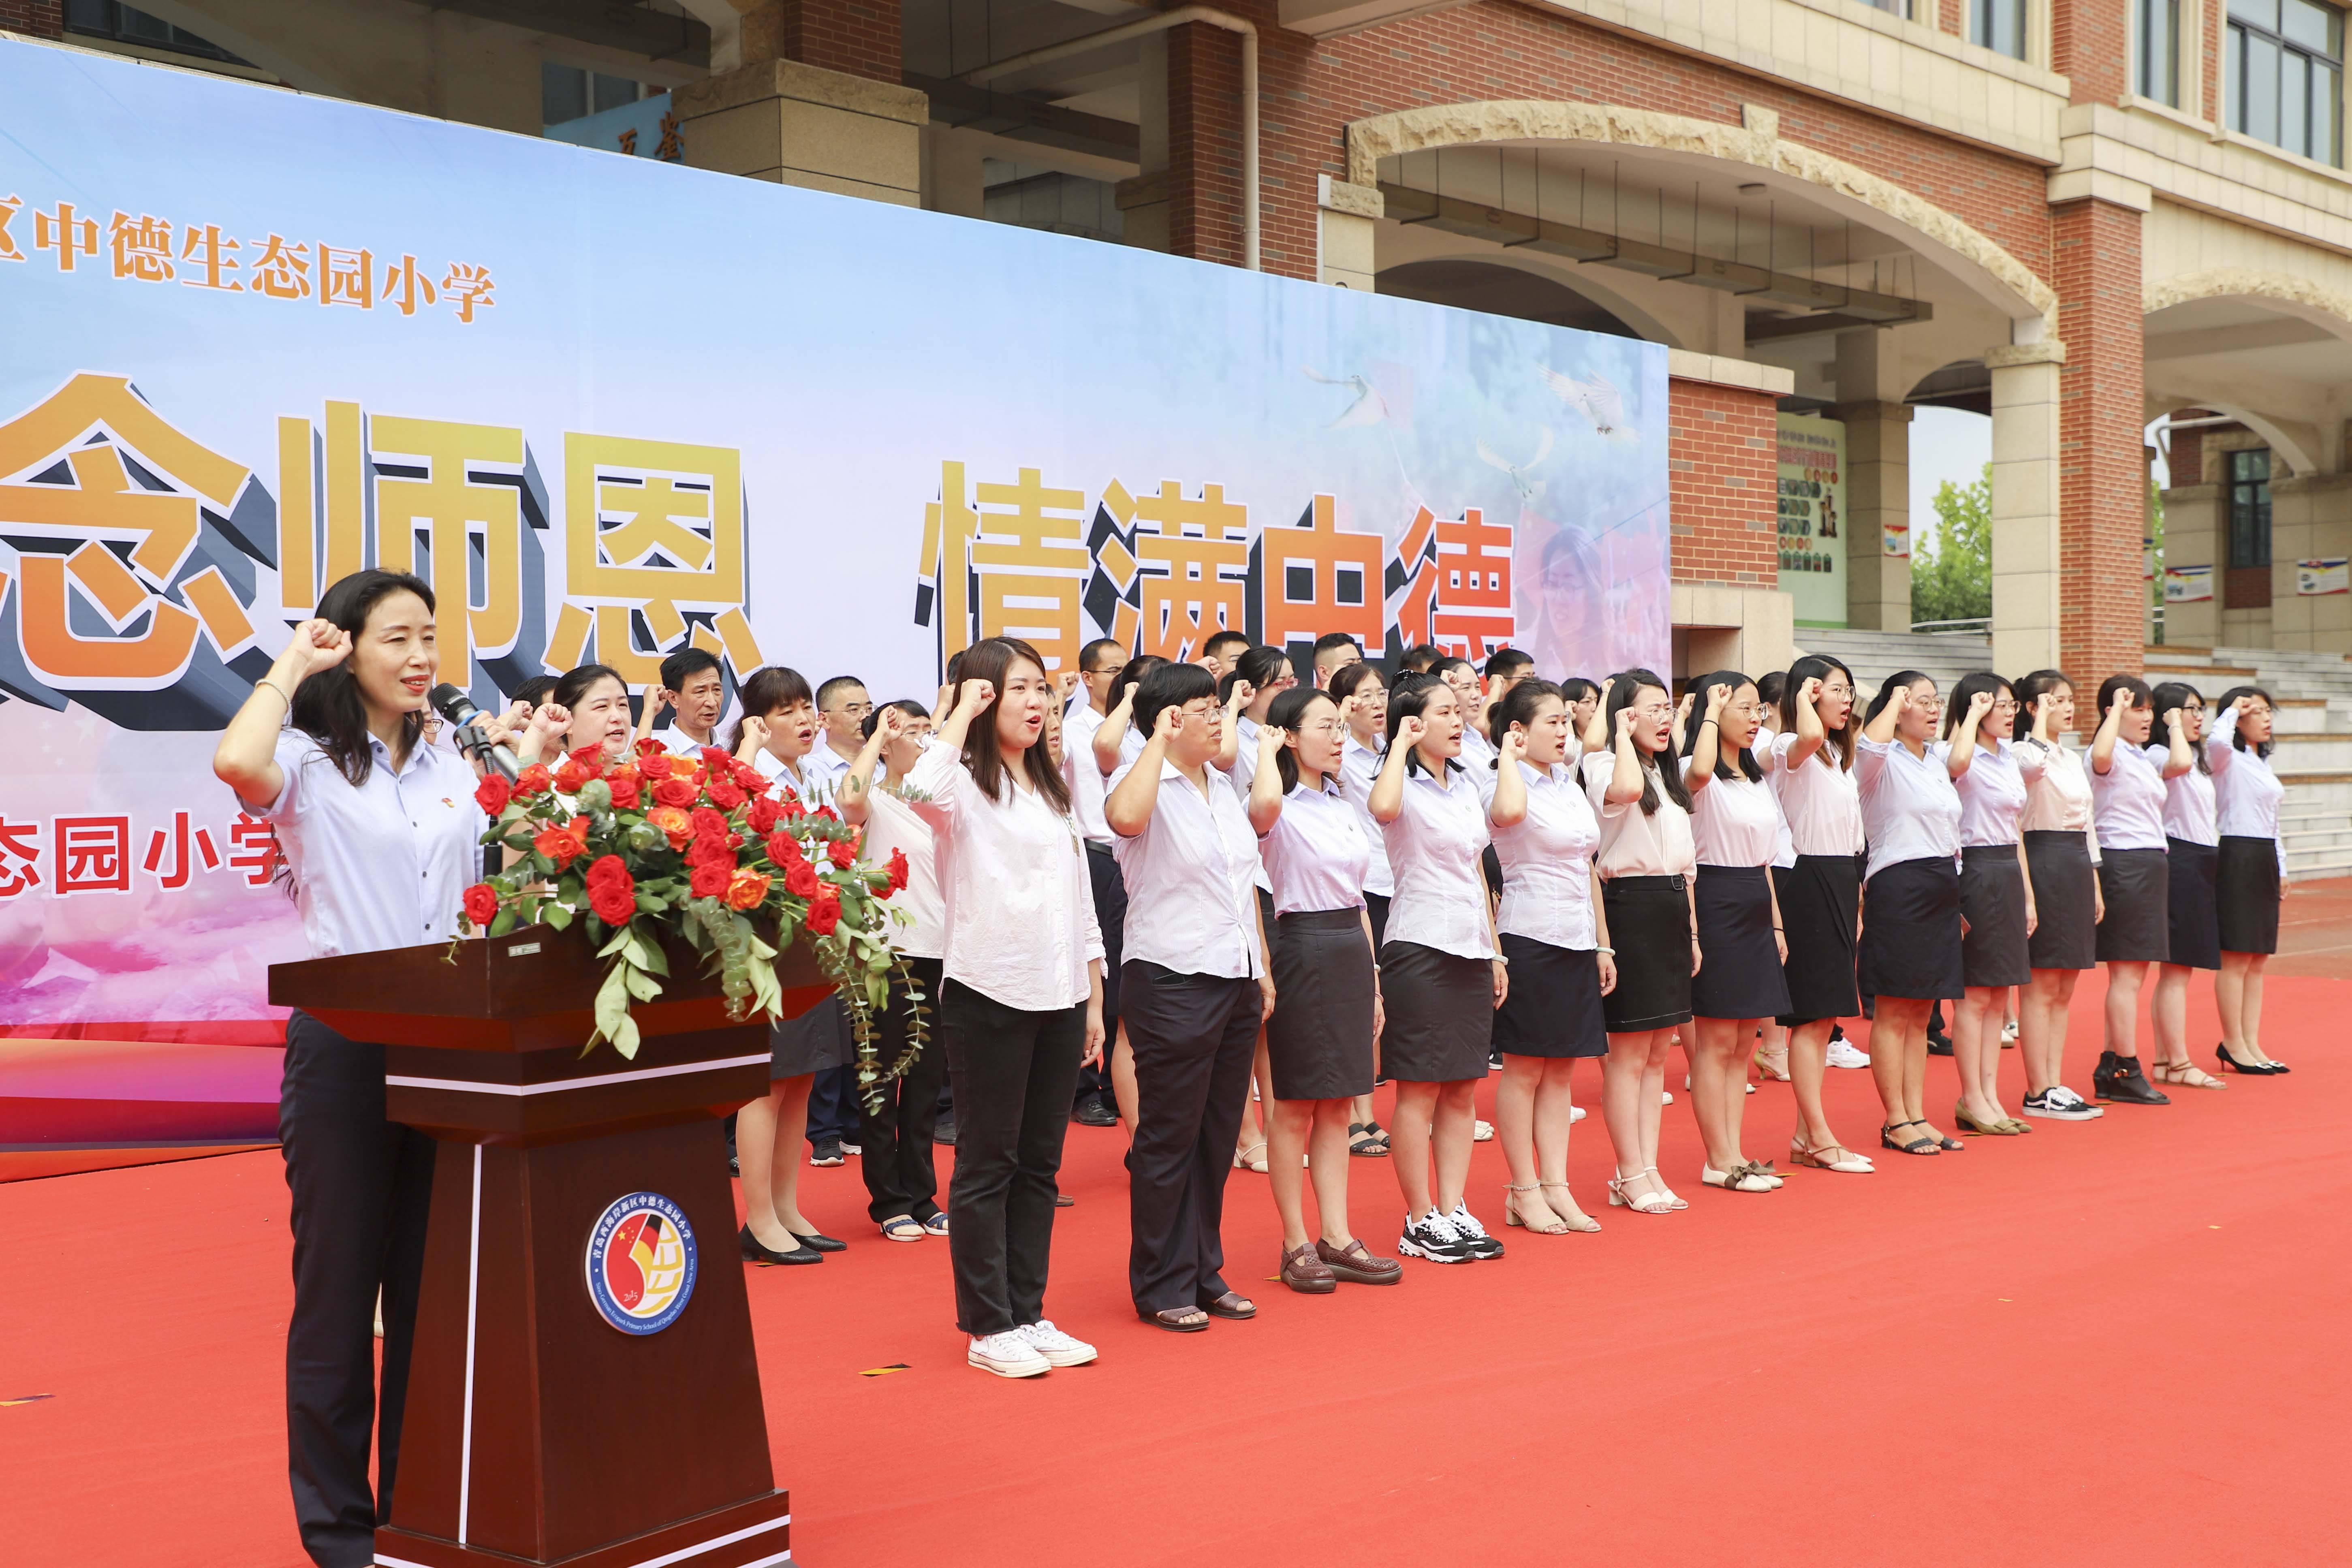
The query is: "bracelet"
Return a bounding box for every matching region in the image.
[1595,946,1615,955]
[254,677,294,708]
[1700,718,1718,728]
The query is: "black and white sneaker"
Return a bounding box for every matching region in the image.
[2022,1087,2101,1121]
[1448,1205,1505,1259]
[809,1138,845,1166]
[1397,1210,1474,1264]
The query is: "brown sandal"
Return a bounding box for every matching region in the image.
[1199,1290,1256,1320]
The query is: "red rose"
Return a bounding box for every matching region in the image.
[513,764,553,799]
[887,846,909,894]
[688,833,736,867]
[567,744,607,781]
[731,757,767,790]
[474,774,511,816]
[783,858,820,897]
[462,882,501,929]
[815,805,839,822]
[724,869,771,911]
[699,746,733,775]
[779,794,806,820]
[747,795,781,834]
[691,807,730,840]
[552,759,588,795]
[706,776,746,812]
[533,822,587,870]
[647,806,692,848]
[766,829,805,866]
[804,883,841,936]
[652,776,699,810]
[827,838,857,869]
[584,856,636,926]
[635,737,669,760]
[605,771,641,811]
[690,861,731,899]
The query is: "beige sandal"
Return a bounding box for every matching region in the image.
[1537,1181,1601,1231]
[1503,1182,1570,1234]
[1789,1136,1874,1174]
[2151,1060,2227,1091]
[1233,1141,1269,1172]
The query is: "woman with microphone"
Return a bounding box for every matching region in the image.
[214,569,487,1568]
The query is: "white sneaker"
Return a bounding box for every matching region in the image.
[1826,1039,1871,1070]
[1569,1104,1587,1123]
[1017,1319,1097,1368]
[968,1330,1050,1378]
[2051,1085,2104,1119]
[2000,1019,2019,1044]
[1472,1118,1495,1142]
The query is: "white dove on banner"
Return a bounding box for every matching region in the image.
[1476,426,1553,504]
[1303,367,1389,429]
[1541,367,1638,444]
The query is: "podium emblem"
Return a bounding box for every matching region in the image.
[585,1192,699,1334]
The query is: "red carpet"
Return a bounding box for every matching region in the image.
[5,973,2346,1566]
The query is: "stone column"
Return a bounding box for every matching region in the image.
[1832,328,1912,632]
[1317,175,1378,290]
[1985,341,2066,676]
[2270,474,2352,652]
[672,0,925,208]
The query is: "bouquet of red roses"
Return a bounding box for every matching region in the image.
[456,738,923,1102]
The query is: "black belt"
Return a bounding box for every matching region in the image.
[1606,873,1686,891]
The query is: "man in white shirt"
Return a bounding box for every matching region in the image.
[1310,631,1364,690]
[1199,628,1250,679]
[643,648,728,756]
[799,673,876,1163]
[1063,637,1131,1128]
[804,675,873,798]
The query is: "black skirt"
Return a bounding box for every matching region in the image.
[1376,939,1493,1082]
[1491,932,1608,1057]
[2095,847,2170,962]
[2217,835,2282,955]
[1690,865,1792,1021]
[771,991,850,1080]
[1267,910,1377,1099]
[2023,829,2096,971]
[1600,874,1693,1032]
[1857,856,1963,1002]
[2165,837,2221,971]
[1959,844,2032,989]
[1773,853,1861,1025]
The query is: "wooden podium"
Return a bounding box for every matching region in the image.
[271,929,829,1568]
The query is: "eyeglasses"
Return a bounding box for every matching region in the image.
[1819,684,1854,699]
[1295,719,1347,737]
[1177,701,1220,719]
[1631,702,1673,718]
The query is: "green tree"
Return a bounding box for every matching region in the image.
[1912,461,1991,627]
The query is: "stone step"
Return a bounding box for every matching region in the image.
[2268,734,2352,769]
[2285,843,2352,879]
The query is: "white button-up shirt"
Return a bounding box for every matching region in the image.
[863,785,944,961]
[1854,735,1962,881]
[650,723,724,762]
[1941,737,2032,848]
[2157,746,2219,846]
[1108,758,1264,979]
[805,742,858,798]
[255,727,485,959]
[1762,730,1865,859]
[2017,737,2101,864]
[1338,735,1397,897]
[1381,763,1495,959]
[1222,715,1274,893]
[1459,724,1498,772]
[1683,753,1782,868]
[2089,738,2168,852]
[1581,751,1697,879]
[1063,703,1115,846]
[754,750,835,812]
[1259,774,1369,916]
[1490,760,1600,950]
[907,744,1103,1011]
[2208,706,2286,873]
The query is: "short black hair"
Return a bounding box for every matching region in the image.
[510,675,558,710]
[1484,648,1534,681]
[861,698,930,739]
[2151,680,2211,775]
[1557,675,1600,705]
[1080,636,1127,673]
[1134,660,1218,742]
[1202,628,1250,659]
[659,647,722,692]
[1312,631,1363,659]
[1399,642,1444,672]
[816,675,868,710]
[1432,655,1476,680]
[2213,685,2277,758]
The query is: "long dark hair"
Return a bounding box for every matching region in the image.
[1682,670,1763,782]
[2096,673,2154,731]
[289,568,434,786]
[2213,684,2276,758]
[1602,668,1692,814]
[2151,681,2212,775]
[1489,678,1564,770]
[1865,669,1935,726]
[1782,654,1857,770]
[2012,668,2073,741]
[1384,671,1457,777]
[1266,686,1335,795]
[725,665,812,753]
[1219,644,1290,706]
[1943,671,2012,746]
[957,637,1072,811]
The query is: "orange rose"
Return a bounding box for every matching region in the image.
[724,869,771,911]
[668,755,701,779]
[646,805,693,849]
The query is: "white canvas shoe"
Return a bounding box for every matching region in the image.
[968,1331,1050,1378]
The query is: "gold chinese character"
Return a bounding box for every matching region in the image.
[33,201,98,272]
[972,467,1087,673]
[250,234,312,299]
[368,414,547,690]
[178,224,241,291]
[380,254,437,317]
[1130,479,1248,664]
[107,211,175,282]
[318,244,374,309]
[440,262,495,324]
[0,194,23,263]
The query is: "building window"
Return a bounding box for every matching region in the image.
[1860,0,1911,17]
[2138,0,2179,102]
[2229,0,2344,164]
[64,0,248,64]
[1976,0,2029,58]
[542,63,647,128]
[2228,449,2273,567]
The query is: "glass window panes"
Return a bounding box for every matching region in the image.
[64,0,247,63]
[2233,0,2280,29]
[2284,0,2337,50]
[2228,450,2273,568]
[2139,0,2180,102]
[1977,0,2027,59]
[2232,0,2344,163]
[592,73,641,114]
[542,62,587,126]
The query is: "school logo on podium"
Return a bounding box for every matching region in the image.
[585,1191,698,1335]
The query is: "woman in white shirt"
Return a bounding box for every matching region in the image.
[1855,671,1966,1157]
[838,700,951,1242]
[909,638,1108,1379]
[2087,675,2189,1106]
[1583,669,1700,1214]
[1369,675,1509,1264]
[212,570,489,1567]
[2011,671,2105,1119]
[2209,686,2291,1074]
[1247,687,1404,1292]
[1940,673,2036,1136]
[1761,656,1873,1174]
[2145,683,2228,1092]
[1681,671,1791,1193]
[1487,679,1614,1233]
[1104,662,1275,1332]
[1331,659,1397,1157]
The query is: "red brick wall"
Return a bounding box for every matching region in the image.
[2053,198,2146,679]
[1169,21,1247,269]
[2170,426,2203,487]
[0,0,62,38]
[1938,0,1965,36]
[1668,378,1779,587]
[741,0,898,84]
[2052,0,2129,102]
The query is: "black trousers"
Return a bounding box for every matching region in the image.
[941,979,1088,1335]
[1120,963,1262,1316]
[280,1010,437,1568]
[858,956,948,1223]
[1075,842,1127,1106]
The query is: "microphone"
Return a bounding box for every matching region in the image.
[431,683,521,781]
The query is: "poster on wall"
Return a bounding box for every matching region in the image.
[1775,414,1845,626]
[2164,565,2215,602]
[2297,558,2349,595]
[0,38,1671,1053]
